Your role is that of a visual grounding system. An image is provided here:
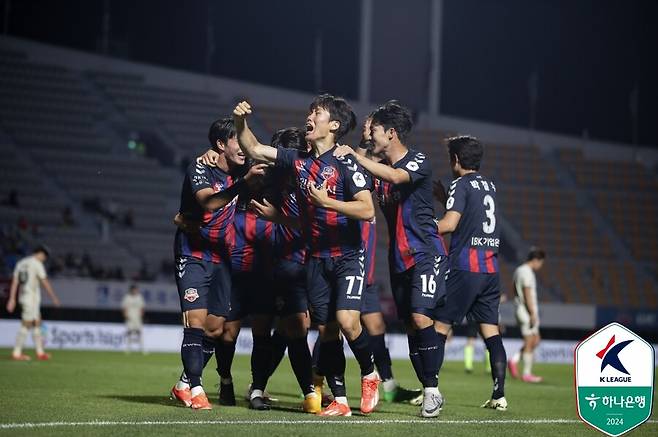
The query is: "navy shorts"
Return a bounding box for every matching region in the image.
[361,283,382,315]
[434,269,501,325]
[227,270,274,321]
[390,254,447,322]
[175,255,231,318]
[273,259,309,316]
[307,249,365,325]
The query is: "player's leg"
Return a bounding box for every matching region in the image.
[248,312,275,410]
[333,251,379,415]
[12,318,32,360]
[214,265,242,406]
[521,330,542,382]
[405,255,447,417]
[276,261,318,411]
[472,273,508,410]
[172,256,212,409]
[509,305,530,379]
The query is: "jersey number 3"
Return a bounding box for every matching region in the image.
[482,194,496,234]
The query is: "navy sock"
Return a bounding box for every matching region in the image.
[202,335,215,369]
[268,329,288,377]
[370,334,393,380]
[347,330,375,376]
[251,334,273,391]
[311,336,321,375]
[288,336,314,395]
[407,334,424,383]
[181,328,204,388]
[416,326,440,387]
[484,334,507,399]
[319,340,346,398]
[215,339,236,380]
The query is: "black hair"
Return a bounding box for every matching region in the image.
[527,247,546,261]
[370,100,413,142]
[34,244,51,257]
[208,117,236,149]
[271,127,307,151]
[129,284,138,291]
[309,94,356,140]
[447,135,484,171]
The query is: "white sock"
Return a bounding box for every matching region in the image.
[362,370,378,380]
[176,378,190,390]
[335,396,348,405]
[512,350,521,363]
[424,387,439,395]
[33,327,44,355]
[13,326,29,356]
[191,386,204,397]
[383,378,397,392]
[250,389,264,400]
[523,352,534,375]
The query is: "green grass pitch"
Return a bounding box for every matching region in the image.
[0,349,655,436]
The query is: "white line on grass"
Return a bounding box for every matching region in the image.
[1,419,656,429]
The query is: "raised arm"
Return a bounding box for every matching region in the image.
[233,101,278,163]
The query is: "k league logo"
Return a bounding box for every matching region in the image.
[575,322,654,437]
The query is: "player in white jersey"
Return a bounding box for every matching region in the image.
[122,284,146,354]
[5,246,61,360]
[508,248,545,383]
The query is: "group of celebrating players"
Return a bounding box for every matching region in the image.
[169,94,507,418]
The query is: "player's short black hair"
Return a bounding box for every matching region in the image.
[447,135,484,171]
[370,100,413,142]
[208,117,236,148]
[271,127,307,151]
[33,244,51,257]
[309,94,356,140]
[527,247,546,261]
[129,284,138,291]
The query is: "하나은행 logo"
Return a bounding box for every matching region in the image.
[575,322,654,437]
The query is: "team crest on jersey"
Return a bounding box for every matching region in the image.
[183,288,199,302]
[321,166,336,180]
[213,181,224,192]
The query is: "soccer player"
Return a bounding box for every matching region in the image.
[231,96,380,416]
[333,101,448,417]
[508,247,546,383]
[433,135,508,411]
[170,117,265,410]
[121,284,145,354]
[6,245,60,361]
[352,116,422,404]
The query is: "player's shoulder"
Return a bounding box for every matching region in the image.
[397,148,428,172]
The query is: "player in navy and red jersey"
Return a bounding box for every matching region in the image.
[170,118,266,410]
[230,96,380,417]
[433,135,508,412]
[333,101,449,418]
[354,118,422,405]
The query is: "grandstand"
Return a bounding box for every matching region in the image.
[0,35,657,317]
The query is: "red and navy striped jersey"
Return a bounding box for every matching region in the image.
[231,196,276,274]
[174,162,237,263]
[276,146,372,258]
[445,173,500,273]
[375,149,447,274]
[275,189,306,264]
[361,218,377,286]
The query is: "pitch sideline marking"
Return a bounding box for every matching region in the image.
[1,419,657,429]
